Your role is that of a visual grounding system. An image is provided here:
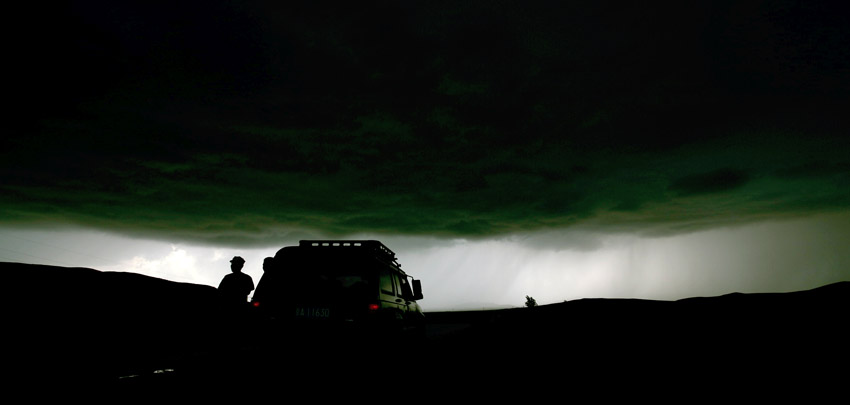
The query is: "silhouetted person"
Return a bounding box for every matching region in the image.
[218,256,254,306]
[251,257,278,310]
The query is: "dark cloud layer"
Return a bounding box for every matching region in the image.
[4,0,850,245]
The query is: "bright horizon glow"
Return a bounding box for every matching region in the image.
[1,211,849,311]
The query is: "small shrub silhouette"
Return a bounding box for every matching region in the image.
[525,295,537,308]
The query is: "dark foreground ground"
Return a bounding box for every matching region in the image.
[3,262,848,398]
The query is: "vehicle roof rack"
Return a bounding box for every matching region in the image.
[299,240,401,268]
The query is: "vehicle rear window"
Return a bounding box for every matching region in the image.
[379,268,394,295]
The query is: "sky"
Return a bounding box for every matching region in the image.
[3,0,850,310]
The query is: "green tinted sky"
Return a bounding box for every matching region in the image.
[3,1,850,307]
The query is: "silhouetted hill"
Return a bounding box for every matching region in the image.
[3,262,222,382]
[424,281,850,377]
[4,261,848,390]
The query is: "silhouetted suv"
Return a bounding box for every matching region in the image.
[251,240,425,339]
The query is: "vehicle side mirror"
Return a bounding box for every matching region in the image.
[412,279,424,300]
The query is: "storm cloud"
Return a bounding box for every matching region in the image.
[4,0,850,246]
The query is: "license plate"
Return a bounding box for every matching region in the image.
[295,307,330,319]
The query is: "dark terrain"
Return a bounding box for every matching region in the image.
[4,262,848,395]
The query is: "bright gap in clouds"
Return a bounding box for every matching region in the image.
[1,211,849,311]
[100,244,275,299]
[0,228,275,300]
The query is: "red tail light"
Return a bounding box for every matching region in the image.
[368,303,379,311]
[252,301,261,307]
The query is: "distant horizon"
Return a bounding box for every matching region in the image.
[5,252,847,313]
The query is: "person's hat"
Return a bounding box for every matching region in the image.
[230,256,245,264]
